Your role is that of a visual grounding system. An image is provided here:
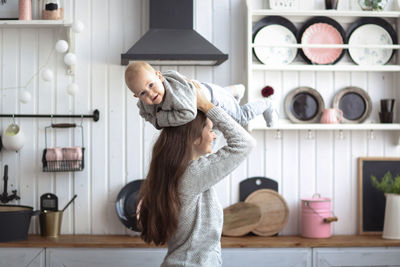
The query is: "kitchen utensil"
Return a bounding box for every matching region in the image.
[245,189,289,236]
[320,108,343,124]
[332,87,372,123]
[379,112,393,123]
[252,16,298,65]
[39,210,63,237]
[1,123,25,152]
[301,194,338,238]
[222,202,261,237]
[347,17,397,66]
[40,193,58,211]
[380,98,395,113]
[42,123,85,172]
[298,16,346,65]
[61,194,77,212]
[115,179,144,231]
[0,205,40,242]
[239,177,278,202]
[284,86,325,123]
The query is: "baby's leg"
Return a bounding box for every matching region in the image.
[224,84,245,102]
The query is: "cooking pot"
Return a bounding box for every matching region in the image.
[0,205,40,242]
[301,194,338,238]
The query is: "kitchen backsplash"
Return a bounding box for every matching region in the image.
[0,0,399,236]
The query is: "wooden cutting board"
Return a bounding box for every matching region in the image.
[239,177,278,201]
[222,202,261,237]
[245,189,289,236]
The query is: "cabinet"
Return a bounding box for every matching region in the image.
[313,247,400,267]
[0,248,45,267]
[246,0,400,132]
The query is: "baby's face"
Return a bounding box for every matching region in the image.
[130,69,165,105]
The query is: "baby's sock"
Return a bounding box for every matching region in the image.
[225,84,245,102]
[263,99,279,127]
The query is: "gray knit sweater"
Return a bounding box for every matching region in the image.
[137,70,197,129]
[161,107,256,267]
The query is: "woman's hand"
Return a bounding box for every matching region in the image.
[193,81,214,113]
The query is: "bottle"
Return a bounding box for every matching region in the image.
[42,0,63,20]
[19,0,32,20]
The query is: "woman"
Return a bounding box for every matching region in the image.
[138,87,256,266]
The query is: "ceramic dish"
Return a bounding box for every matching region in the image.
[298,16,345,65]
[347,18,397,66]
[332,87,372,123]
[284,86,325,123]
[253,16,298,65]
[115,179,143,232]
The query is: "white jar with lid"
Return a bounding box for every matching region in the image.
[42,0,63,20]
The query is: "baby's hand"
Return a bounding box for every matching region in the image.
[195,85,214,113]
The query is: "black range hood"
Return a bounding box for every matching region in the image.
[121,0,228,66]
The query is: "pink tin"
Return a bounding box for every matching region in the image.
[301,194,338,238]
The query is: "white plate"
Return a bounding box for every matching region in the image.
[348,24,393,65]
[253,24,297,65]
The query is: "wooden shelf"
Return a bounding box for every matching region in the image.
[248,117,400,131]
[0,20,72,28]
[1,235,400,248]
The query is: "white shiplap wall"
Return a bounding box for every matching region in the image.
[0,0,399,236]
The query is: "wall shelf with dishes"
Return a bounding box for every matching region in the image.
[246,1,400,135]
[0,20,72,27]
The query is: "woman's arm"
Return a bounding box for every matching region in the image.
[181,89,256,196]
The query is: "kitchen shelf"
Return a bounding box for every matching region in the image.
[251,63,400,72]
[0,20,72,28]
[250,10,400,21]
[248,117,400,131]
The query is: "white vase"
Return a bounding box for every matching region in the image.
[382,193,400,239]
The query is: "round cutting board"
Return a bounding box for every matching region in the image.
[245,189,289,236]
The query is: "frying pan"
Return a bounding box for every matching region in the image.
[115,179,143,232]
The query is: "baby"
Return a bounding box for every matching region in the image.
[125,61,277,129]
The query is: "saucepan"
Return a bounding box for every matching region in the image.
[0,205,40,242]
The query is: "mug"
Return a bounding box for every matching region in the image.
[1,124,25,152]
[320,108,343,124]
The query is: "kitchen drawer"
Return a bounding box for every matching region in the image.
[0,248,45,267]
[222,248,311,267]
[313,247,400,267]
[46,248,167,267]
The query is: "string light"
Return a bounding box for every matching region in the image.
[0,20,84,103]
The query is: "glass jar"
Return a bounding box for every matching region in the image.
[42,0,63,20]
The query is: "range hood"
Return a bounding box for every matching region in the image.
[121,0,228,66]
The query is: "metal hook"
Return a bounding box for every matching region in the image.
[50,114,54,125]
[80,114,83,126]
[12,114,16,125]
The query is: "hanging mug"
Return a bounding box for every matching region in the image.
[2,124,26,152]
[320,108,343,124]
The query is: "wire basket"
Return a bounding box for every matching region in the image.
[42,123,85,172]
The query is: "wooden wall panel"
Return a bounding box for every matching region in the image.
[0,0,399,236]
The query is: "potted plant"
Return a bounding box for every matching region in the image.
[371,171,400,239]
[358,0,388,11]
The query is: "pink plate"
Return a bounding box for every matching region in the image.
[301,23,343,65]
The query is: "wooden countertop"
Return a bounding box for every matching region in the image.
[1,235,400,248]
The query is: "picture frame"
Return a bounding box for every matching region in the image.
[358,157,400,235]
[0,0,19,20]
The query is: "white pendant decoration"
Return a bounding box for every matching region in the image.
[64,53,77,66]
[55,40,69,53]
[67,83,79,96]
[41,68,54,81]
[72,20,84,33]
[18,90,32,104]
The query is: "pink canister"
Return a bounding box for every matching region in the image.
[301,194,338,238]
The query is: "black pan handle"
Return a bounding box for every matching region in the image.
[51,123,76,128]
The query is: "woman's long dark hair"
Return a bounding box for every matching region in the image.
[138,111,207,245]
